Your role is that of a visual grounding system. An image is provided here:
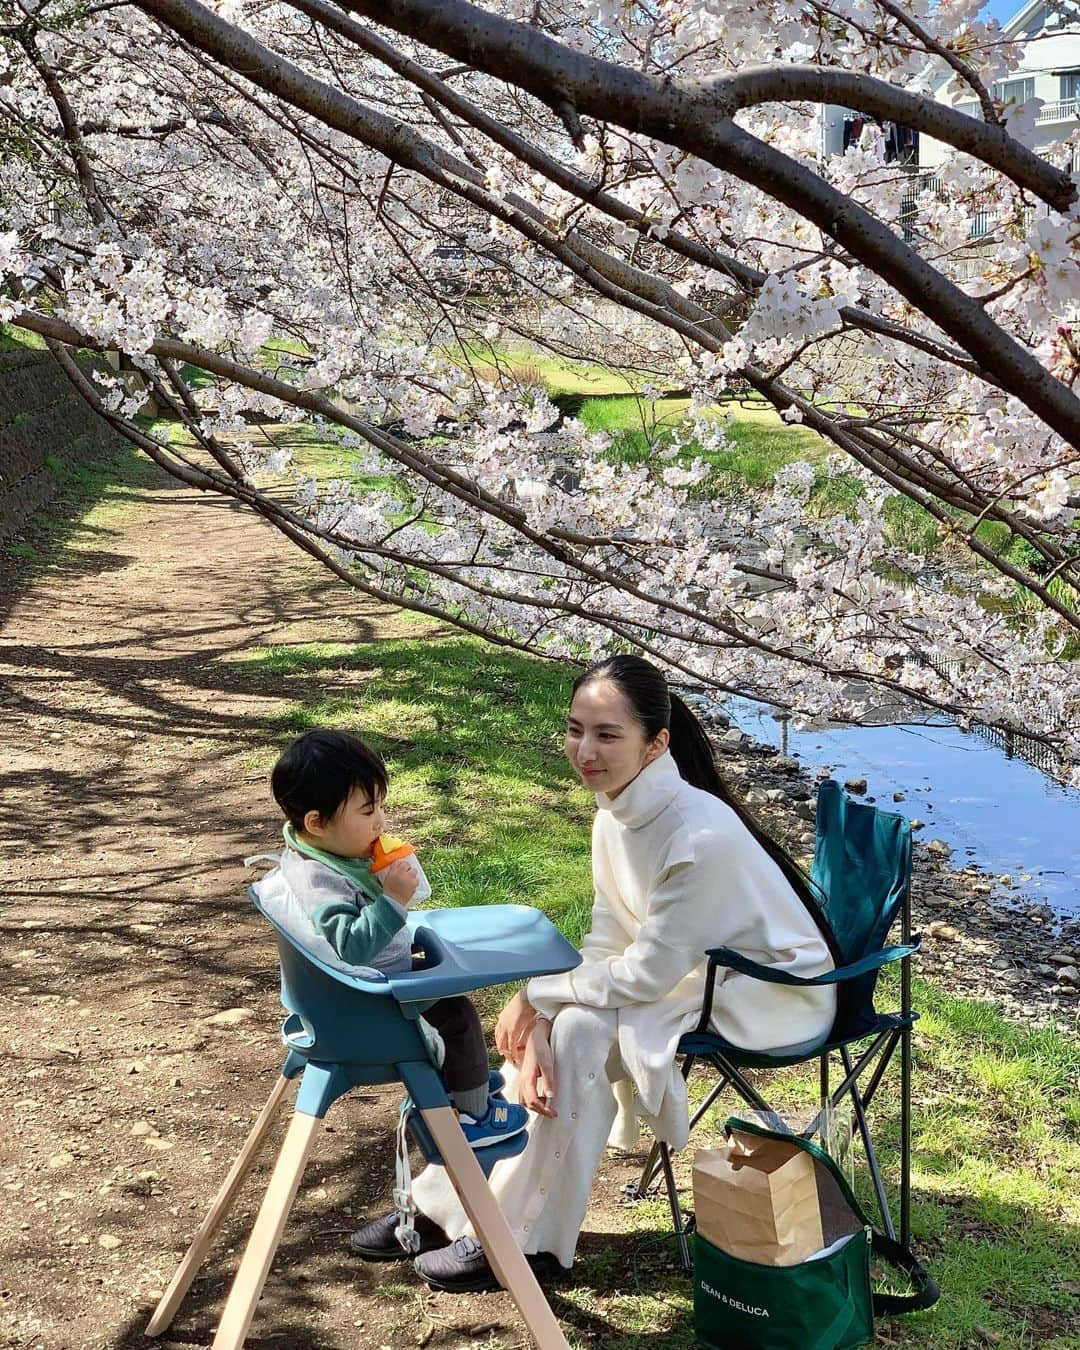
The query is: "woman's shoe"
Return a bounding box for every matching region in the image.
[413,1237,560,1293]
[349,1209,449,1260]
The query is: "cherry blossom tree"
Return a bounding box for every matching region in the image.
[4,0,1080,773]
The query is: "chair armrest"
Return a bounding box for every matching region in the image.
[703,940,920,987]
[694,939,920,1035]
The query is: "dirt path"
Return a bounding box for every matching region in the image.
[0,468,642,1350]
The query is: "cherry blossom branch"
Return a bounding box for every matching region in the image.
[120,0,1061,513]
[871,0,999,125]
[342,0,1069,206]
[15,29,112,227]
[26,305,1040,730]
[325,0,1080,452]
[283,0,996,384]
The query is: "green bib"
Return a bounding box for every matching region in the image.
[282,823,384,902]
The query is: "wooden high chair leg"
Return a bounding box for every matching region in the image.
[420,1105,570,1350]
[211,1109,323,1350]
[145,1073,295,1338]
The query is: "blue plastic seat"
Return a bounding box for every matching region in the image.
[146,896,581,1350]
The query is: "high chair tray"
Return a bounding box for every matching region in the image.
[387,904,581,1003]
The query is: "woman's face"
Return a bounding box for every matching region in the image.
[564,679,669,798]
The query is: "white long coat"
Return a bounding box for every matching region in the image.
[526,751,836,1149]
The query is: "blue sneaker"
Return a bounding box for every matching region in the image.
[458,1097,529,1149]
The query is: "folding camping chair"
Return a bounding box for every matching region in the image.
[632,779,920,1274]
[145,896,581,1350]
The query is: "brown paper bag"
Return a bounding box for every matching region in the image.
[693,1129,824,1267]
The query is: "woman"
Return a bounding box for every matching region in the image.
[350,654,838,1291]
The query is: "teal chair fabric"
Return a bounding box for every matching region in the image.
[812,779,913,1038]
[683,779,917,1058]
[813,779,912,961]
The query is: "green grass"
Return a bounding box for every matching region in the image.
[176,361,217,391]
[217,627,1080,1349]
[576,393,833,487]
[576,392,873,529]
[450,341,659,398]
[0,322,46,350]
[712,403,834,488]
[232,638,596,942]
[258,421,408,500]
[577,393,692,460]
[573,390,1067,593]
[676,975,1080,1349]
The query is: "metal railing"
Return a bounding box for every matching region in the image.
[898,170,994,242]
[954,96,1078,124]
[968,722,1063,775]
[1036,98,1080,123]
[912,652,1065,778]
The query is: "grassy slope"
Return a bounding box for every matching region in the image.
[453,342,653,397]
[576,393,833,488]
[574,387,1018,559]
[1,439,162,571]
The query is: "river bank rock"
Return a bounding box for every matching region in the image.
[711,727,1077,1028]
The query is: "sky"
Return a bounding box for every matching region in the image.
[981,0,1024,21]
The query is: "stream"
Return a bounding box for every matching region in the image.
[722,698,1080,920]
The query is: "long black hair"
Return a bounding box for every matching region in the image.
[572,655,838,957]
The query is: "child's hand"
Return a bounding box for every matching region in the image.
[379,856,420,905]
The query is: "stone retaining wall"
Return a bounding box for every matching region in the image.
[0,349,121,541]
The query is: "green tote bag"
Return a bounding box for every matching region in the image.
[693,1118,937,1350]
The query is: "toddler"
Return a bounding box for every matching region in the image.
[255,727,528,1150]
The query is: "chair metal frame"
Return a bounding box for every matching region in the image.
[630,782,919,1274]
[145,897,581,1349]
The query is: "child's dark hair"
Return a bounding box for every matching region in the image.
[271,728,388,830]
[572,654,840,959]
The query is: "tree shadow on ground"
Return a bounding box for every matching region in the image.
[102,1151,1080,1349]
[1,634,582,1002]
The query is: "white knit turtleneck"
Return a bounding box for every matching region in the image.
[594,749,683,830]
[527,750,835,1133]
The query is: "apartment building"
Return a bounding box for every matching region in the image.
[920,0,1080,167]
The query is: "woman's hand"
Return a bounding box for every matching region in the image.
[378,857,420,904]
[494,988,538,1067]
[518,1020,557,1118]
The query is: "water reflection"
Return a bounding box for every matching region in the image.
[723,697,1079,919]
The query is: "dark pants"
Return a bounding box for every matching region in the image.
[422,995,488,1093]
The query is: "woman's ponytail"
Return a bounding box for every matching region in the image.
[668,693,725,797]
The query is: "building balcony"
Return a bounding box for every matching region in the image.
[1035,97,1080,123]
